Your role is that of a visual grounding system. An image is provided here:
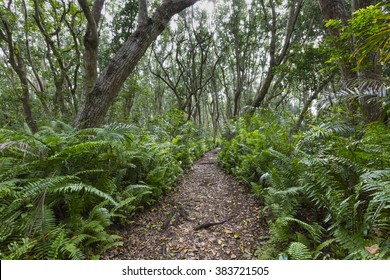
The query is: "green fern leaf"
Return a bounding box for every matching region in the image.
[4,238,36,260]
[288,242,312,260]
[50,183,118,206]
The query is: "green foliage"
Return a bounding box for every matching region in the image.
[287,242,312,260]
[110,0,138,52]
[349,3,390,65]
[219,110,390,259]
[0,118,212,259]
[325,3,390,72]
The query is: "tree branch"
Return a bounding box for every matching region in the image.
[138,0,149,26]
[276,0,302,65]
[78,0,104,46]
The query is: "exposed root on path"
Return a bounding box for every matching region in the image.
[102,149,268,260]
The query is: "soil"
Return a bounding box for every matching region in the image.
[102,148,268,260]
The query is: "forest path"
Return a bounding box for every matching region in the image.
[103,149,268,259]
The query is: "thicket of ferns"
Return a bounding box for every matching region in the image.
[0,111,211,259]
[218,90,390,260]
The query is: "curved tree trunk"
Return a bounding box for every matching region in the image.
[74,0,200,129]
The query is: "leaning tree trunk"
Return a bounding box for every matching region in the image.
[74,0,200,129]
[252,0,302,109]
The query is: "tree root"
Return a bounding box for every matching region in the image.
[193,217,231,231]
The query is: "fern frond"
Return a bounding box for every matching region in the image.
[313,238,336,259]
[0,141,36,157]
[125,184,151,193]
[287,242,312,260]
[281,217,324,244]
[61,243,85,260]
[50,141,111,160]
[24,176,78,198]
[50,183,118,206]
[4,238,36,260]
[48,228,66,260]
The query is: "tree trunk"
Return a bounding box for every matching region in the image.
[318,0,357,81]
[252,0,302,109]
[0,17,38,133]
[74,0,200,129]
[352,0,382,79]
[318,0,350,28]
[54,76,67,117]
[211,77,220,144]
[78,0,105,97]
[19,69,38,133]
[352,0,378,12]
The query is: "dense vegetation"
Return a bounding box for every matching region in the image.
[218,108,390,259]
[0,0,389,259]
[0,111,212,259]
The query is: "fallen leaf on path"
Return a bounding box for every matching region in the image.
[101,149,268,260]
[365,244,379,255]
[240,243,245,253]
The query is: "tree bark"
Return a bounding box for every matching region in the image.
[78,0,105,97]
[138,0,149,26]
[74,0,200,129]
[352,0,379,12]
[318,0,357,81]
[318,0,349,28]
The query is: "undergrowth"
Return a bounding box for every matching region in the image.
[0,110,212,259]
[218,109,390,260]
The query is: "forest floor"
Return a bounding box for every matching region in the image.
[102,149,268,260]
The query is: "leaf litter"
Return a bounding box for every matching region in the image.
[102,148,268,259]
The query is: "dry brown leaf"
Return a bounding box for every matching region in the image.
[365,244,380,255]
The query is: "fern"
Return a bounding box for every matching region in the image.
[51,183,118,206]
[3,238,36,260]
[219,109,390,259]
[47,228,66,259]
[71,202,123,258]
[287,242,312,260]
[282,217,324,244]
[0,120,212,259]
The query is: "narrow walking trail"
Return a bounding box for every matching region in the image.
[103,149,268,259]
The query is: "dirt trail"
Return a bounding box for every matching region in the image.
[103,149,268,260]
